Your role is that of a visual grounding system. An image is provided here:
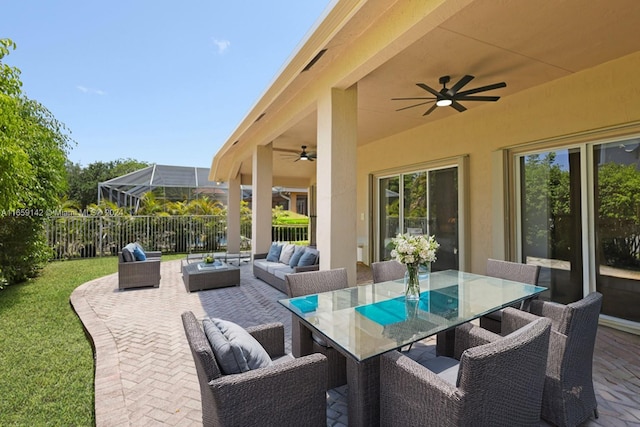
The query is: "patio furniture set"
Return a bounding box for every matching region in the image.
[180,255,602,427]
[117,245,602,426]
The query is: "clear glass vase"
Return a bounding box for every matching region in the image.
[404,263,421,300]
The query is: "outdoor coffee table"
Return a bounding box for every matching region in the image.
[279,269,547,427]
[182,261,240,292]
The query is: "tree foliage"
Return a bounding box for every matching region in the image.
[0,39,72,286]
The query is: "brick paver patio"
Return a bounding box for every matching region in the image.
[70,259,640,426]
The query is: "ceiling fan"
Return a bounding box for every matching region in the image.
[277,145,316,162]
[294,145,316,162]
[392,75,506,116]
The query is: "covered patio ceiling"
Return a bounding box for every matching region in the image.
[210,0,640,184]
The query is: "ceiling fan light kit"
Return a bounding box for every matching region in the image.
[392,74,506,116]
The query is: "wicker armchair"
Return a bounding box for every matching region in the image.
[371,260,406,283]
[181,311,327,427]
[528,292,603,427]
[117,249,161,290]
[284,268,348,389]
[479,258,541,333]
[380,310,551,427]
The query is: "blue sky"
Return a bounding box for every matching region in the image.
[2,1,333,167]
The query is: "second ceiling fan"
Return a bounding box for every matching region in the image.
[392,75,506,116]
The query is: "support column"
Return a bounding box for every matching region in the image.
[226,175,241,253]
[252,144,273,256]
[316,85,358,285]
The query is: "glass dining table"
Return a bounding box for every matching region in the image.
[279,269,547,427]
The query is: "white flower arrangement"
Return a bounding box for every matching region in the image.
[390,233,439,265]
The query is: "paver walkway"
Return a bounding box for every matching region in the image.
[70,260,640,426]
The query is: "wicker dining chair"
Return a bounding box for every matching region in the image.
[284,268,348,389]
[380,309,552,426]
[480,258,541,333]
[528,292,603,427]
[371,260,406,283]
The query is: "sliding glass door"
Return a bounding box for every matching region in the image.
[377,166,458,271]
[516,137,640,323]
[593,140,640,322]
[517,149,583,303]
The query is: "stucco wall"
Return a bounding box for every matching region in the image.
[357,51,640,273]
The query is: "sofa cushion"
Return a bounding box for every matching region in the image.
[266,243,283,262]
[253,259,278,272]
[298,248,319,266]
[278,243,295,264]
[202,318,272,375]
[121,248,135,263]
[266,263,288,275]
[132,246,147,261]
[289,245,306,267]
[273,266,294,280]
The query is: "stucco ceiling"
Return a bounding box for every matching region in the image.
[216,0,640,184]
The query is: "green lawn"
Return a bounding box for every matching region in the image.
[0,254,183,426]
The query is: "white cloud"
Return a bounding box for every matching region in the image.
[76,85,106,95]
[212,38,230,54]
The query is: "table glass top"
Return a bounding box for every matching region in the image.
[279,269,546,361]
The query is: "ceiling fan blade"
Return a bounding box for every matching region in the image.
[396,100,435,112]
[456,82,506,97]
[456,95,501,102]
[391,96,435,101]
[423,103,438,116]
[416,83,442,98]
[274,147,301,154]
[447,75,474,96]
[451,100,467,112]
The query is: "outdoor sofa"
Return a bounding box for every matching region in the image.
[253,242,319,293]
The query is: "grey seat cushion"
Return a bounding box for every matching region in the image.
[271,353,295,365]
[274,266,294,280]
[203,318,273,374]
[420,355,460,386]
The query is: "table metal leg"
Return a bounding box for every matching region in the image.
[346,356,380,427]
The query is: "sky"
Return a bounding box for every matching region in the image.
[1,0,334,168]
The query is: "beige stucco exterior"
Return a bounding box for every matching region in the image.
[210,0,640,330]
[358,51,640,273]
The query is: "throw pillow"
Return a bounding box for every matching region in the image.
[121,248,135,263]
[266,243,283,262]
[289,245,306,267]
[298,248,318,266]
[278,243,295,264]
[203,318,272,374]
[132,246,147,261]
